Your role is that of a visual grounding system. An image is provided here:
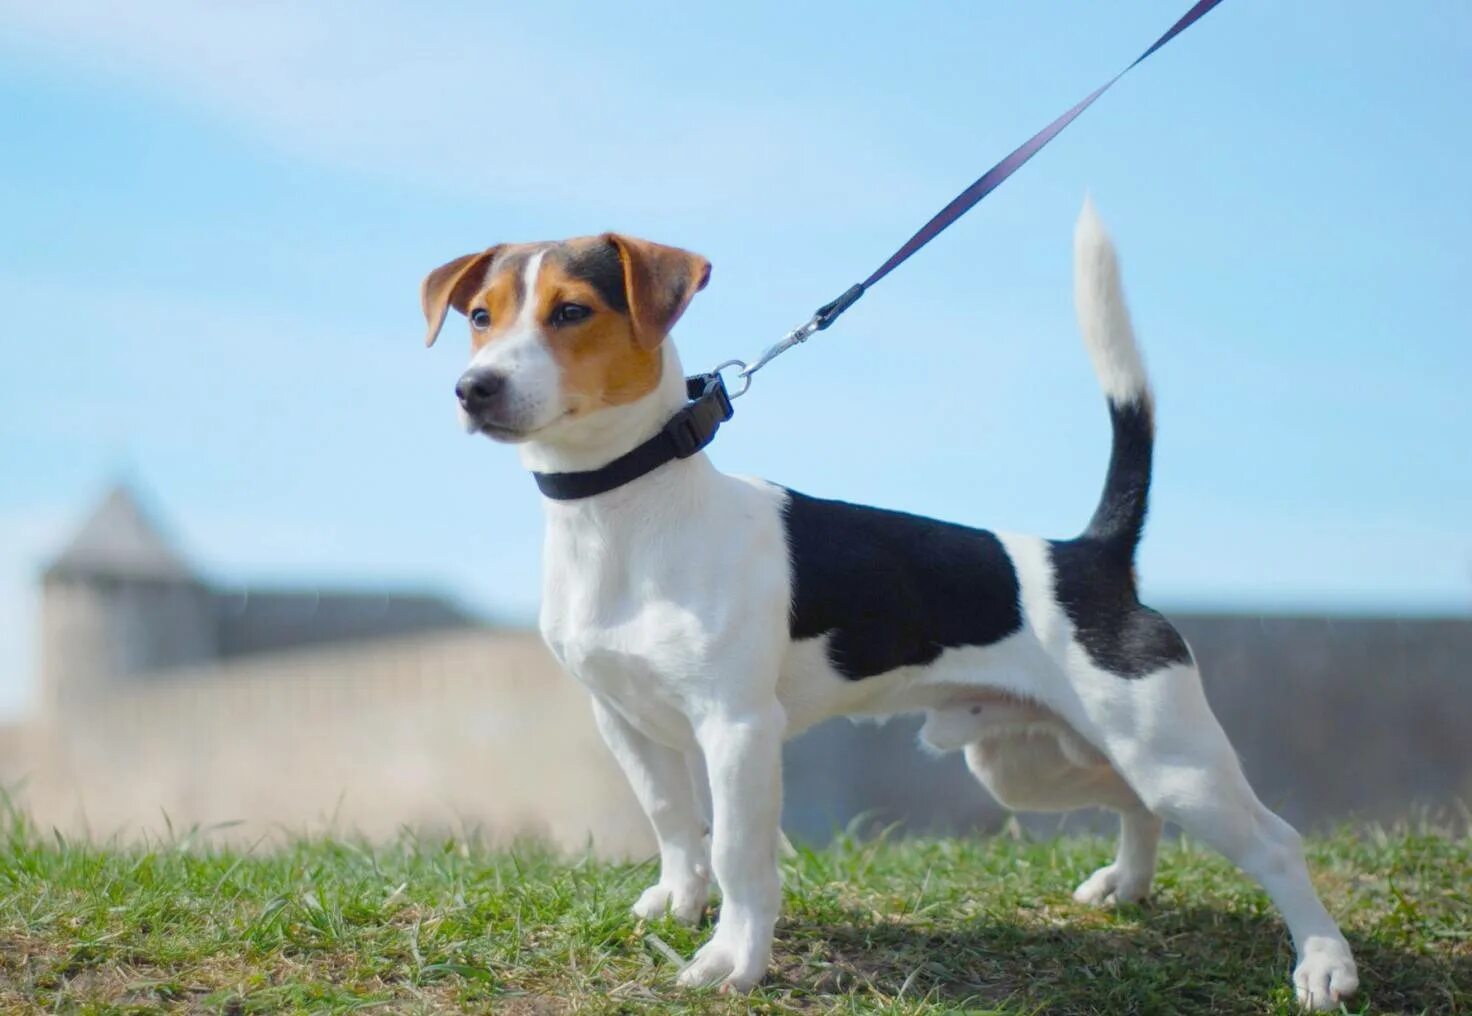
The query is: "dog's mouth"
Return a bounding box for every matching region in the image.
[474,420,530,443]
[471,408,578,444]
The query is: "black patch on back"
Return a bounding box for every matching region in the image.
[1048,537,1191,678]
[782,489,1023,680]
[558,242,629,312]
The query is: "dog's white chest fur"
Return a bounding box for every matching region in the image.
[538,462,789,748]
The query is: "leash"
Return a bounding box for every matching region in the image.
[715,0,1226,396]
[532,0,1225,501]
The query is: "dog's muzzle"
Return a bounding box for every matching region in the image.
[455,368,505,416]
[455,368,528,439]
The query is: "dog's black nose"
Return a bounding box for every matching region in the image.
[455,370,505,414]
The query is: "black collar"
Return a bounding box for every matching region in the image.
[532,373,734,501]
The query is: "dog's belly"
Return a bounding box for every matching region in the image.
[780,632,1125,813]
[776,623,1066,737]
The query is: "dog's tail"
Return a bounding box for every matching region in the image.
[1074,196,1154,559]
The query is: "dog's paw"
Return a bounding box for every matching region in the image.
[632,880,707,925]
[1072,862,1150,906]
[1293,935,1358,1012]
[676,934,769,992]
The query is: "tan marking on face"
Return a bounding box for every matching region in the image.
[459,243,544,353]
[533,241,662,414]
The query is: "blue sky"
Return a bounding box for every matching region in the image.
[1,1,1468,717]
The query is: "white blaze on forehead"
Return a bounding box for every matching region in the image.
[465,250,563,433]
[516,251,546,330]
[469,251,547,370]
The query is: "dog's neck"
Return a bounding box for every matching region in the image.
[518,342,717,508]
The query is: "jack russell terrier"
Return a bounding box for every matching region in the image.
[420,200,1358,1010]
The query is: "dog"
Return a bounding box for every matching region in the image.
[420,200,1358,1010]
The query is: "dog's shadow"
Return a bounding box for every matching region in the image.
[763,903,1467,1015]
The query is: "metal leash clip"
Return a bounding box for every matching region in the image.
[740,316,821,383]
[710,359,752,399]
[713,283,865,397]
[709,312,822,400]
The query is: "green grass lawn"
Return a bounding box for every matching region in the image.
[0,807,1467,1015]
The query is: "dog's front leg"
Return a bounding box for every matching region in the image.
[590,697,710,925]
[677,702,785,992]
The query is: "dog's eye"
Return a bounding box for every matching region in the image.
[469,308,491,330]
[551,303,592,326]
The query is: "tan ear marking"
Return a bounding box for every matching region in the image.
[602,234,711,350]
[420,247,499,347]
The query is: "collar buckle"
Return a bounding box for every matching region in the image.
[663,373,733,458]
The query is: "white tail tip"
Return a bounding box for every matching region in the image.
[1074,197,1149,405]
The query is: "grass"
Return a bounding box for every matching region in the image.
[0,808,1467,1015]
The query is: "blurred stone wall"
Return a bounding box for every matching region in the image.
[1,615,1468,855]
[5,630,651,856]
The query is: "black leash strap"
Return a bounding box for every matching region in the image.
[740,0,1226,379]
[532,374,734,500]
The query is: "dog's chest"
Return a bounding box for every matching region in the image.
[535,473,793,741]
[538,518,721,747]
[544,611,699,747]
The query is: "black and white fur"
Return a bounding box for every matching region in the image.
[455,201,1358,1009]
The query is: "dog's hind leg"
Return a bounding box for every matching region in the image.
[1077,661,1358,1012]
[960,726,1162,905]
[1071,804,1162,906]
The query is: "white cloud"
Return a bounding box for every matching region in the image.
[0,0,933,222]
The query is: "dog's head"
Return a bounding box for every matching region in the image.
[421,235,710,443]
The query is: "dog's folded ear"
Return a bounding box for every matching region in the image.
[602,234,711,350]
[420,247,499,347]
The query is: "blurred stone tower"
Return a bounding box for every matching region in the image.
[39,484,217,721]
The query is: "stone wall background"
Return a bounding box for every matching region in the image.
[2,615,1468,855]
